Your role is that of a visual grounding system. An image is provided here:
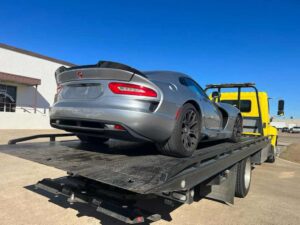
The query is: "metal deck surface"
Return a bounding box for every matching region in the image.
[0,137,264,194]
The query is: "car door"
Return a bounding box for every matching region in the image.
[181,78,222,130]
[201,96,222,130]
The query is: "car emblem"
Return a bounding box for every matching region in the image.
[76,71,84,79]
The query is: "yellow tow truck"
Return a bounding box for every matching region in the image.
[205,83,284,163]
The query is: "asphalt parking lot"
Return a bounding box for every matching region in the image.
[278,132,300,144]
[0,130,299,225]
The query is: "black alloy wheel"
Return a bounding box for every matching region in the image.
[231,115,243,143]
[157,103,201,157]
[181,109,200,151]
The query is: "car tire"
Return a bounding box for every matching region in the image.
[230,115,243,143]
[235,157,252,198]
[77,135,109,144]
[157,103,201,157]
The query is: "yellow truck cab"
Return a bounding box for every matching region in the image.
[205,83,284,163]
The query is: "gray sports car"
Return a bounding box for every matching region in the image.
[50,61,242,157]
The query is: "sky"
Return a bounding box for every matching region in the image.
[0,0,299,117]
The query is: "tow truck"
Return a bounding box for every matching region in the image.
[0,83,284,224]
[206,83,284,163]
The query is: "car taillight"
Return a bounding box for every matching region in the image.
[114,124,125,130]
[108,82,157,97]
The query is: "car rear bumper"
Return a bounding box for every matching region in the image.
[50,106,176,143]
[50,118,148,142]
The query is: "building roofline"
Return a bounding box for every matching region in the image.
[0,43,76,67]
[0,71,41,86]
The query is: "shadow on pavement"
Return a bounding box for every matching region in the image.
[25,184,184,225]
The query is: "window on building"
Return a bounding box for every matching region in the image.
[0,84,17,112]
[221,100,252,113]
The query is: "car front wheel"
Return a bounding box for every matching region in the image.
[230,115,243,143]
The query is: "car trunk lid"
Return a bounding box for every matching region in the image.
[57,68,135,84]
[55,62,160,102]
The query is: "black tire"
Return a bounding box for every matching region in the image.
[77,135,109,144]
[266,146,276,163]
[157,103,201,157]
[230,115,243,143]
[235,157,252,198]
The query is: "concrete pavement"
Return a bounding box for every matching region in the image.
[0,130,299,225]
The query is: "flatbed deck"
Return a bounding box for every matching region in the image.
[0,136,268,194]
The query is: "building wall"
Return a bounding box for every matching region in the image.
[273,118,300,127]
[0,112,51,129]
[0,47,71,129]
[0,47,69,108]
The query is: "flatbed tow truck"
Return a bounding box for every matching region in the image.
[0,83,282,224]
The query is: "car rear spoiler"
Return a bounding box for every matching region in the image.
[55,61,147,84]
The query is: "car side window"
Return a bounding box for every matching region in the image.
[179,77,208,99]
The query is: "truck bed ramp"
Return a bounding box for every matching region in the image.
[0,136,268,194]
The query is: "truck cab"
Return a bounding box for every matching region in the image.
[205,83,284,162]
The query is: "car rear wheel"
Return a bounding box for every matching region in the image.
[230,115,243,143]
[77,135,109,144]
[157,103,201,157]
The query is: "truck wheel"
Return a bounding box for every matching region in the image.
[157,103,200,157]
[266,146,276,163]
[235,157,252,198]
[77,135,109,144]
[230,115,243,143]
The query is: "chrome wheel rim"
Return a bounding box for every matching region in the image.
[244,158,251,189]
[181,109,199,151]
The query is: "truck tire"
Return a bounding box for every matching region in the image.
[77,135,109,144]
[230,115,243,143]
[235,157,252,198]
[157,103,201,157]
[266,146,276,163]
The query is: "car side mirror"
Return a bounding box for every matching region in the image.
[277,99,284,116]
[212,91,220,102]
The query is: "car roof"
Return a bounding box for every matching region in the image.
[143,70,191,82]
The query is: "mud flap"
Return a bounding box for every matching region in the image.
[197,164,237,204]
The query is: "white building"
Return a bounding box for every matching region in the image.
[272,118,300,129]
[0,43,75,129]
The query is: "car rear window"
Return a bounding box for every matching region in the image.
[221,100,252,113]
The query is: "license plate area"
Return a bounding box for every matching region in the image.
[62,83,102,99]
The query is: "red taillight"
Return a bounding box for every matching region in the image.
[108,82,157,97]
[114,124,125,130]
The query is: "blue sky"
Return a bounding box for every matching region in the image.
[1,0,299,117]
